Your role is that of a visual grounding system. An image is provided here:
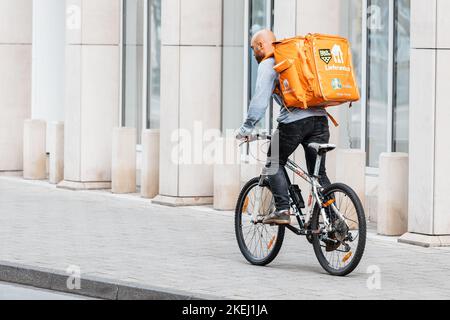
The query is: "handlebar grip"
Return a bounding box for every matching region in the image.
[247,133,271,141]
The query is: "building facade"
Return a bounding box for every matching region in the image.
[0,0,449,246]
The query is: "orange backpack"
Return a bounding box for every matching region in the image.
[273,34,360,119]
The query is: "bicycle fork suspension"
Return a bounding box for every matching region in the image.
[250,178,266,224]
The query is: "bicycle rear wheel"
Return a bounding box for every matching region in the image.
[311,183,366,276]
[235,177,285,266]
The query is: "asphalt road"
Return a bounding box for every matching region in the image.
[0,282,90,300]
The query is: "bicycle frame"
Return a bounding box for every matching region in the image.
[284,158,327,227]
[247,135,346,236]
[283,157,350,236]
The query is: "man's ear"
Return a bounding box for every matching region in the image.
[255,41,263,51]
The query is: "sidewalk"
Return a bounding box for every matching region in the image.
[1,176,450,300]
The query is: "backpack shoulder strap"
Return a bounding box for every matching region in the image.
[326,111,339,127]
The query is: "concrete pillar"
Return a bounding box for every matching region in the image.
[377,153,408,236]
[23,119,47,180]
[240,163,265,188]
[48,122,64,184]
[335,149,366,211]
[0,0,32,174]
[399,0,450,247]
[112,128,136,194]
[32,0,65,124]
[366,176,379,223]
[296,0,343,35]
[154,0,223,206]
[141,129,160,199]
[273,0,296,39]
[58,0,121,191]
[214,137,241,211]
[240,140,267,188]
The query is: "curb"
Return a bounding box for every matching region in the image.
[0,261,220,300]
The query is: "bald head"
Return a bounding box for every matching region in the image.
[251,29,276,45]
[251,29,276,63]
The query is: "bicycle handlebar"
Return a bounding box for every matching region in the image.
[245,133,271,142]
[238,133,271,148]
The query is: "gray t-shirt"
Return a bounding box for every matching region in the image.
[239,57,326,135]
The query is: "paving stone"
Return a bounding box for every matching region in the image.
[1,177,450,299]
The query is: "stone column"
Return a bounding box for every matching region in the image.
[153,0,223,206]
[112,127,137,194]
[399,0,450,247]
[23,119,47,180]
[336,149,366,212]
[214,137,241,211]
[240,140,268,188]
[32,0,66,124]
[58,0,121,191]
[377,153,408,236]
[48,122,65,184]
[0,0,32,174]
[141,129,160,199]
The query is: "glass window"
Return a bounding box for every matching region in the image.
[248,0,273,130]
[221,0,246,131]
[366,0,390,168]
[340,0,410,168]
[249,0,269,99]
[122,0,145,142]
[122,0,161,142]
[340,0,363,149]
[147,0,161,130]
[393,0,410,153]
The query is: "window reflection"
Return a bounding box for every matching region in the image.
[249,0,269,99]
[393,0,410,153]
[248,0,273,130]
[147,0,161,130]
[366,0,389,168]
[123,0,161,142]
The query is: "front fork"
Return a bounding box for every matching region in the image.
[250,176,267,224]
[251,186,263,224]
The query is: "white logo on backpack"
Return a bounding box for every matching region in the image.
[331,44,344,64]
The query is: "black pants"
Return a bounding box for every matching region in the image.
[265,116,331,211]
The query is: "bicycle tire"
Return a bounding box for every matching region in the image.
[235,177,285,266]
[311,183,366,276]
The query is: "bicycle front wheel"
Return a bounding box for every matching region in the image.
[235,177,285,266]
[311,183,366,276]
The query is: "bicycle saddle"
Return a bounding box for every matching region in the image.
[308,143,337,154]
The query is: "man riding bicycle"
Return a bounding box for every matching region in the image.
[236,29,331,226]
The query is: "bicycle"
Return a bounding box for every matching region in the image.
[235,133,366,276]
